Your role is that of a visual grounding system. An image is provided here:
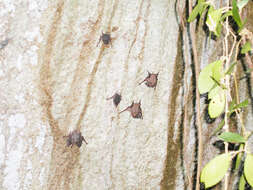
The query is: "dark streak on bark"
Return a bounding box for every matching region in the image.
[108,0,119,30]
[185,0,198,189]
[122,0,145,87]
[72,0,105,130]
[174,0,188,188]
[39,1,82,190]
[160,0,188,189]
[76,49,104,128]
[160,22,185,190]
[40,1,64,134]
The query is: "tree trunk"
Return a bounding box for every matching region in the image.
[0,0,252,189]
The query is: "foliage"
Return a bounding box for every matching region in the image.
[200,153,231,188]
[218,132,246,143]
[188,0,252,189]
[244,154,253,187]
[241,41,252,54]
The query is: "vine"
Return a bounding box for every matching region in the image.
[188,0,253,189]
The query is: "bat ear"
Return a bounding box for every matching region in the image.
[82,137,88,144]
[139,100,141,105]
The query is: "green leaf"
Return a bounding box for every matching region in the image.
[218,132,246,143]
[241,42,252,54]
[216,22,222,37]
[229,100,236,112]
[232,0,243,28]
[206,8,222,36]
[201,153,231,188]
[199,3,210,17]
[188,0,209,22]
[225,62,238,75]
[198,65,215,94]
[233,99,249,110]
[239,175,246,190]
[208,85,222,100]
[198,60,223,94]
[235,144,244,170]
[188,2,204,22]
[221,11,232,22]
[244,154,253,187]
[212,101,238,135]
[212,59,224,81]
[210,76,226,89]
[238,19,247,33]
[237,0,249,10]
[208,90,225,118]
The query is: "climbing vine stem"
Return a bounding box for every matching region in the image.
[188,0,252,189]
[224,8,230,189]
[188,0,203,190]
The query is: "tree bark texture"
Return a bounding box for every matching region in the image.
[0,0,252,190]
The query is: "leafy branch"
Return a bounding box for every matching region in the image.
[188,0,252,189]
